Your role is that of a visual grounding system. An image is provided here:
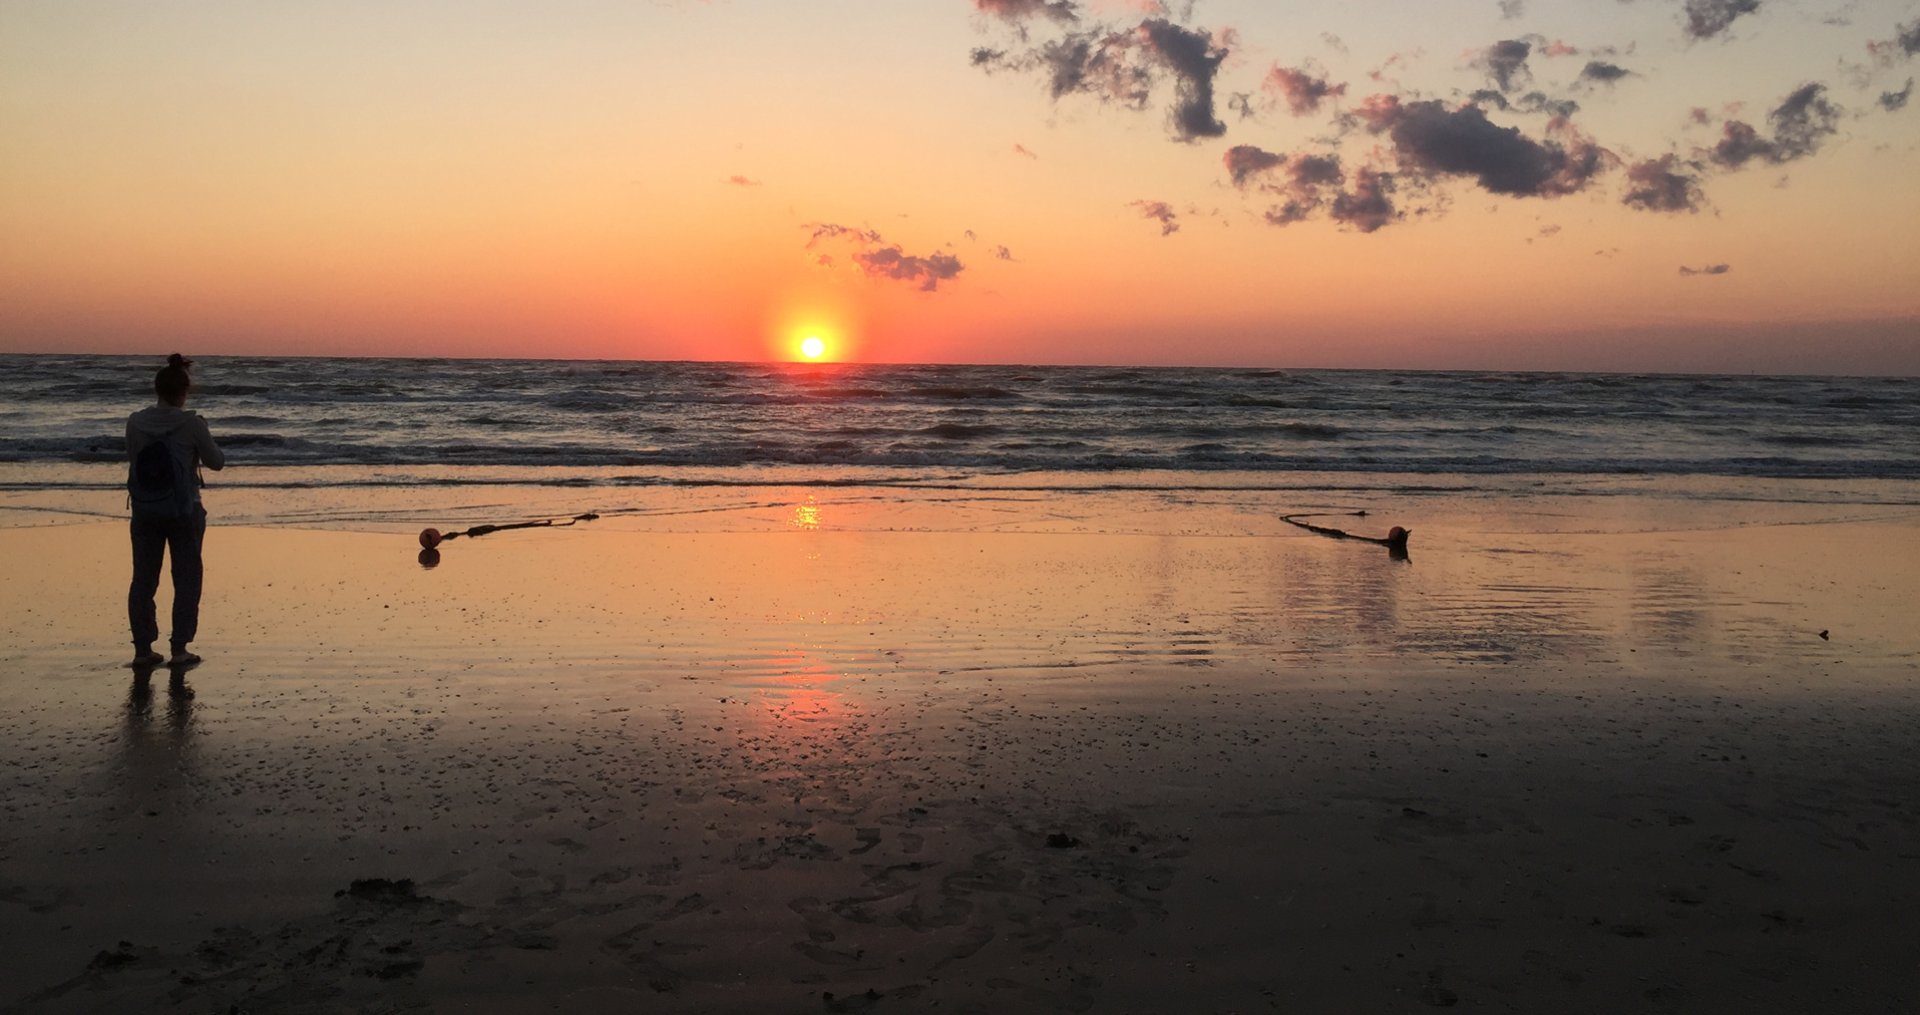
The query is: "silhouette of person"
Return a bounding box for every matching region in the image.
[126,354,225,668]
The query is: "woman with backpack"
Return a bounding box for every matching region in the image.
[126,353,225,669]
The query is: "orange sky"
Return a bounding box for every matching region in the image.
[2,1,1916,372]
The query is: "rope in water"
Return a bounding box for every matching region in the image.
[1279,511,1410,550]
[420,512,599,549]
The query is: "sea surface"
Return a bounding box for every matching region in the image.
[5,354,1917,476]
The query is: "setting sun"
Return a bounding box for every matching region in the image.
[800,335,826,360]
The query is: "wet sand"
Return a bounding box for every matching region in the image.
[3,490,1919,1012]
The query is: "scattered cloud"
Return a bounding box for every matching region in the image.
[1499,0,1525,20]
[804,224,965,292]
[1579,61,1633,85]
[1130,199,1180,235]
[994,245,1016,260]
[1012,142,1040,158]
[1264,65,1347,116]
[975,0,1078,25]
[972,12,1231,142]
[1679,263,1732,275]
[1225,145,1346,224]
[1683,0,1762,41]
[1330,167,1400,233]
[724,175,761,187]
[1867,18,1920,63]
[1708,83,1841,169]
[1622,154,1707,213]
[1470,89,1580,117]
[1881,78,1914,112]
[1477,39,1534,93]
[1357,96,1611,198]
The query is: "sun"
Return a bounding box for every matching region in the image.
[799,335,827,360]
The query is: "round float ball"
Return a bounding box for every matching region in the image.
[419,527,442,549]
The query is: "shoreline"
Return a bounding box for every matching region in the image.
[4,509,1918,1010]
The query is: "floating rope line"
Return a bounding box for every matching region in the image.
[1280,511,1411,556]
[419,512,599,549]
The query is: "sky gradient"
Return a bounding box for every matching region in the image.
[3,0,1917,372]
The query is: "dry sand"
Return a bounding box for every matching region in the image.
[2,492,1918,1012]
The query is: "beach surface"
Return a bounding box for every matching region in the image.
[3,481,1918,1012]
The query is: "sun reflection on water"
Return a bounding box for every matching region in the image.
[791,496,821,530]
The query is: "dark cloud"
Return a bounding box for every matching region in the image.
[1225,145,1346,224]
[1130,199,1180,235]
[1139,20,1230,140]
[994,245,1015,260]
[1479,39,1534,93]
[855,247,965,290]
[973,15,1230,142]
[1869,18,1920,62]
[1580,61,1633,84]
[1265,65,1347,116]
[1622,154,1706,213]
[1684,0,1761,40]
[1882,78,1914,112]
[1330,168,1399,233]
[804,224,964,292]
[1359,96,1611,198]
[1499,0,1525,19]
[1708,83,1841,168]
[1678,263,1731,275]
[1470,89,1580,117]
[975,0,1078,24]
[1223,144,1286,186]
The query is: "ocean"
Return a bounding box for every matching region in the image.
[8,353,1918,474]
[3,353,1917,529]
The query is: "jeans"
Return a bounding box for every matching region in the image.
[128,505,207,650]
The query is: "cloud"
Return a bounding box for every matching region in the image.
[1499,0,1525,18]
[1678,263,1731,275]
[1708,83,1841,168]
[1012,143,1039,158]
[1330,167,1400,233]
[1470,89,1580,117]
[971,13,1231,142]
[1868,18,1920,63]
[1264,65,1347,116]
[1684,0,1761,40]
[994,245,1016,260]
[1477,39,1533,93]
[1579,61,1633,85]
[724,175,761,187]
[1224,145,1402,232]
[1882,78,1914,112]
[1358,96,1611,198]
[1225,145,1345,223]
[1622,154,1706,213]
[1223,144,1286,186]
[1130,199,1180,235]
[804,223,965,291]
[975,0,1078,25]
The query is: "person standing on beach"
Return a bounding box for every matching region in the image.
[126,354,224,668]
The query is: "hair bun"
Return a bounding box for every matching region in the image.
[167,353,192,370]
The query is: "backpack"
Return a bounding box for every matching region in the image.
[128,430,198,518]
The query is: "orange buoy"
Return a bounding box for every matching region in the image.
[419,527,443,549]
